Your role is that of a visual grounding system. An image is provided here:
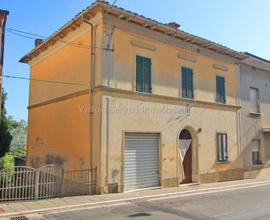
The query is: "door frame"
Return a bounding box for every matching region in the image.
[177,126,200,184]
[180,137,192,183]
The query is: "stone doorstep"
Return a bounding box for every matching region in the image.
[1,177,270,218]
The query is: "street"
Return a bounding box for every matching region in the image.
[33,183,270,220]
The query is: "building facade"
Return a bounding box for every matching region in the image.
[0,9,9,117]
[21,1,270,194]
[239,54,270,178]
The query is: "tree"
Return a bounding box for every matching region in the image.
[9,117,27,148]
[0,89,12,157]
[9,117,27,159]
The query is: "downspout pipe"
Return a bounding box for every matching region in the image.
[83,15,94,171]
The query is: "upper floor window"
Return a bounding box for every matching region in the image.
[217,133,228,162]
[216,76,226,104]
[181,67,194,99]
[249,87,260,114]
[136,55,152,93]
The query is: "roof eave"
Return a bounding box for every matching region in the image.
[20,0,248,64]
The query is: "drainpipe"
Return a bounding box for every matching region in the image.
[83,15,94,171]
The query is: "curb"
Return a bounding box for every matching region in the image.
[1,179,270,218]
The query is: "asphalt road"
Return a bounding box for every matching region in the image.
[40,184,270,220]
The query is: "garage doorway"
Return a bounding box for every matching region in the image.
[124,133,160,191]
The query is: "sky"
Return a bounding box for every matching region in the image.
[1,0,270,121]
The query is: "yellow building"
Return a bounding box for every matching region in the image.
[21,1,250,193]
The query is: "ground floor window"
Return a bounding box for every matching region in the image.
[252,151,261,165]
[217,133,228,162]
[251,140,262,165]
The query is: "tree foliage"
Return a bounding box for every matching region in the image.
[0,90,12,157]
[0,89,27,170]
[0,154,14,170]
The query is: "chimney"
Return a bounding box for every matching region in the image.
[0,10,9,23]
[35,38,44,47]
[167,22,181,30]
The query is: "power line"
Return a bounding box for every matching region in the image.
[7,29,90,49]
[7,28,45,38]
[5,0,120,51]
[6,29,40,40]
[6,28,113,51]
[1,74,88,86]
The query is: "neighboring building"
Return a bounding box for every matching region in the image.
[20,1,251,193]
[239,53,270,178]
[0,9,9,117]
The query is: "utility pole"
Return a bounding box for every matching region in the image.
[0,9,9,119]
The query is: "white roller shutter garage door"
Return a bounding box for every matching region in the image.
[124,133,159,191]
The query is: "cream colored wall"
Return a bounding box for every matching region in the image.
[264,134,270,166]
[103,27,238,106]
[240,64,270,171]
[244,166,270,179]
[99,91,241,192]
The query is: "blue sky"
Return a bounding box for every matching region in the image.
[1,0,270,121]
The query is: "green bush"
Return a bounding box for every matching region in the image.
[0,154,14,170]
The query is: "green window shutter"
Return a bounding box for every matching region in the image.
[143,57,152,93]
[182,67,193,99]
[136,56,144,92]
[182,67,188,98]
[216,76,226,103]
[188,69,194,99]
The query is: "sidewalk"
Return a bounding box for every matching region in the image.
[1,177,270,218]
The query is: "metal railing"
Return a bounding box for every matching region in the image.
[37,165,63,199]
[62,168,96,197]
[0,165,97,202]
[0,166,36,201]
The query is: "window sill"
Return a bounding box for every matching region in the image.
[216,161,230,164]
[182,97,194,101]
[249,112,261,117]
[252,164,263,167]
[136,91,152,95]
[216,102,226,105]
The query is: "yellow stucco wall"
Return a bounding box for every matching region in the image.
[29,28,91,106]
[105,28,238,106]
[96,24,242,192]
[27,94,90,170]
[26,16,243,193]
[27,18,104,172]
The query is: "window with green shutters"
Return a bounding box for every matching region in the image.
[216,76,226,104]
[181,67,194,99]
[217,133,228,162]
[136,55,152,93]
